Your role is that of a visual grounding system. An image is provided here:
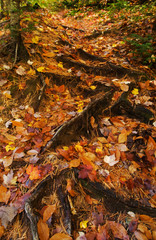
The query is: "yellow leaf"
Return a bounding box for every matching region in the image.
[5,144,15,152]
[3,91,12,99]
[32,36,39,44]
[118,130,128,143]
[132,88,139,95]
[58,62,64,69]
[63,146,69,150]
[80,220,88,229]
[90,85,97,90]
[75,144,84,153]
[27,68,36,75]
[37,67,45,72]
[38,27,44,32]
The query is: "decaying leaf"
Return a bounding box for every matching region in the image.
[50,232,72,240]
[0,206,17,228]
[106,221,129,240]
[0,186,10,204]
[37,218,49,240]
[43,205,56,222]
[104,154,119,166]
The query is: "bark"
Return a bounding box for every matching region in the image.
[0,0,4,18]
[9,0,28,61]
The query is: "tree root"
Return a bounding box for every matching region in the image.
[40,89,115,154]
[55,55,143,79]
[40,88,154,154]
[25,168,156,239]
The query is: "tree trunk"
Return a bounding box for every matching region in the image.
[9,0,28,60]
[0,0,4,18]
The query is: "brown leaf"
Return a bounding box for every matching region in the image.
[0,186,10,204]
[134,231,148,240]
[69,158,80,168]
[146,136,156,151]
[37,218,49,240]
[118,129,128,143]
[43,205,56,222]
[106,221,129,240]
[50,232,72,240]
[0,225,4,238]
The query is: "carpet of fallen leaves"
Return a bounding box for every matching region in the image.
[0,4,156,240]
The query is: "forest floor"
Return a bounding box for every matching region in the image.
[0,3,156,240]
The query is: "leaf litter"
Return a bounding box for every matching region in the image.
[0,3,156,240]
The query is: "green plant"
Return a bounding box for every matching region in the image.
[125,34,155,65]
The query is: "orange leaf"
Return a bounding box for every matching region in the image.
[69,159,80,168]
[37,218,49,240]
[139,215,154,223]
[50,233,72,240]
[118,129,128,143]
[110,117,125,127]
[26,165,41,180]
[0,185,10,204]
[43,205,56,222]
[58,85,65,93]
[66,179,77,197]
[45,77,50,86]
[146,136,156,151]
[85,194,93,205]
[80,152,97,166]
[43,52,55,58]
[0,225,4,238]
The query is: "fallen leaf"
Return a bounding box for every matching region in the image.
[3,91,12,99]
[16,66,26,76]
[58,62,64,69]
[66,179,77,197]
[90,85,96,90]
[104,154,119,166]
[27,68,36,75]
[3,170,14,186]
[0,206,17,228]
[43,205,56,222]
[75,144,84,153]
[26,165,41,180]
[106,221,129,240]
[0,80,7,86]
[43,52,55,57]
[80,220,88,229]
[32,36,39,44]
[45,77,50,85]
[50,232,72,240]
[0,225,4,238]
[27,149,38,155]
[69,158,80,168]
[134,230,148,240]
[118,129,128,143]
[0,186,10,204]
[3,155,13,168]
[132,88,139,95]
[37,66,45,72]
[37,218,49,240]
